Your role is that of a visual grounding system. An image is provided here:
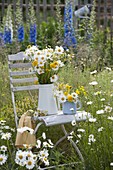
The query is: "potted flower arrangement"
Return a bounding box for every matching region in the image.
[54,83,82,114]
[24,45,72,115]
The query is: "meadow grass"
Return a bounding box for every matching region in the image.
[1,62,113,169]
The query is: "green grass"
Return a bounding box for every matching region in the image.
[1,61,113,169]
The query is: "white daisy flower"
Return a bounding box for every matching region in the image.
[38,149,49,160]
[3,126,10,129]
[38,60,45,67]
[36,140,41,148]
[48,139,54,147]
[110,162,113,166]
[43,157,49,166]
[77,129,85,133]
[90,70,97,75]
[87,101,93,105]
[98,127,104,132]
[58,94,66,103]
[26,158,35,170]
[104,106,112,113]
[36,68,44,75]
[71,120,76,126]
[70,131,74,135]
[77,134,82,139]
[105,67,111,71]
[43,142,50,148]
[42,132,46,139]
[67,135,73,140]
[57,60,64,67]
[89,81,98,86]
[94,91,102,95]
[1,132,12,140]
[26,151,34,159]
[50,74,58,83]
[0,154,8,165]
[71,92,78,99]
[88,134,96,143]
[108,116,113,121]
[96,109,104,115]
[15,150,26,165]
[89,118,97,122]
[55,46,64,55]
[0,146,7,152]
[100,98,105,101]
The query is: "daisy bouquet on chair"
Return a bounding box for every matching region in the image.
[24,45,69,84]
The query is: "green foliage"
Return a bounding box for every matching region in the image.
[27,0,36,25]
[37,17,58,48]
[4,4,13,29]
[55,0,64,45]
[15,0,23,28]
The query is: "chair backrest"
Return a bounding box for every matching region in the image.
[8,52,39,92]
[8,52,39,127]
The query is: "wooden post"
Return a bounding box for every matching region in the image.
[13,0,16,25]
[50,0,54,17]
[43,0,47,21]
[25,0,29,22]
[97,0,101,28]
[111,0,113,59]
[36,0,40,23]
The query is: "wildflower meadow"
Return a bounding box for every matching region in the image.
[0,0,113,170]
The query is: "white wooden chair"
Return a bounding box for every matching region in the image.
[8,52,91,168]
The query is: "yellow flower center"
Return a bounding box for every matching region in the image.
[0,158,3,162]
[67,95,73,102]
[19,155,23,159]
[32,60,38,67]
[28,161,32,165]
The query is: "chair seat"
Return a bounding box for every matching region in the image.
[37,110,91,126]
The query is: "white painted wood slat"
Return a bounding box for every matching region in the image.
[8,52,26,61]
[10,71,35,76]
[9,63,32,68]
[11,77,38,83]
[38,111,91,126]
[12,85,39,92]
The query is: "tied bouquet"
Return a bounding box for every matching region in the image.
[54,83,79,103]
[24,45,68,84]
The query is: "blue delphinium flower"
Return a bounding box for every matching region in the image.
[17,25,24,42]
[64,1,77,49]
[4,27,12,44]
[29,24,37,44]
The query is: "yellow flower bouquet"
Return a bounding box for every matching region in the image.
[54,83,79,103]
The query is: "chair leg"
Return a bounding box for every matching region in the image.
[11,91,18,128]
[34,122,43,134]
[61,125,85,163]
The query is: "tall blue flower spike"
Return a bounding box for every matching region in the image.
[29,24,37,44]
[17,25,24,42]
[4,27,12,44]
[64,0,77,49]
